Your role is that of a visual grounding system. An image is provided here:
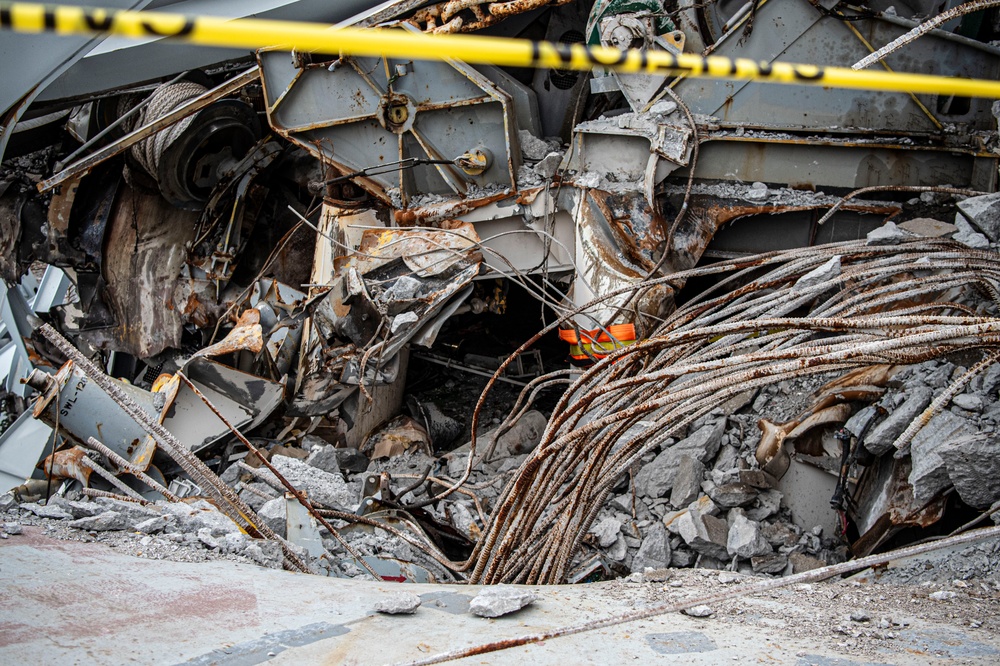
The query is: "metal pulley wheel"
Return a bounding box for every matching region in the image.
[156,99,261,210]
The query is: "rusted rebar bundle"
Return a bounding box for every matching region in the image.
[466,239,1000,584]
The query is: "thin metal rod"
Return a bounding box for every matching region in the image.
[38,66,259,193]
[56,69,191,169]
[396,525,1000,666]
[176,370,382,581]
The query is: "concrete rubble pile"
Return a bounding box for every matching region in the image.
[1,0,1000,588]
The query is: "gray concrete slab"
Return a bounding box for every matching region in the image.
[1,527,997,665]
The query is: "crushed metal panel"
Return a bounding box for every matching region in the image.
[166,357,286,453]
[684,139,997,192]
[258,36,520,207]
[0,409,52,493]
[672,0,1000,133]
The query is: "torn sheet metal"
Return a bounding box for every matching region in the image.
[0,409,52,493]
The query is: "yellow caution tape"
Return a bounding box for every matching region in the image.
[2,2,1000,98]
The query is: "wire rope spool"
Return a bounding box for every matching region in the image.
[130,80,261,210]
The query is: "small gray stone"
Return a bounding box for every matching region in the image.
[305,444,343,475]
[493,411,547,457]
[670,455,705,508]
[3,522,22,535]
[682,605,714,618]
[953,217,991,248]
[708,483,758,509]
[952,394,984,412]
[0,493,16,512]
[675,509,729,560]
[865,387,934,456]
[534,152,563,180]
[469,586,537,618]
[243,540,284,569]
[866,221,914,245]
[745,489,782,522]
[134,515,172,534]
[197,527,221,549]
[631,524,671,573]
[67,510,128,532]
[258,497,288,539]
[221,532,248,554]
[375,592,422,615]
[590,516,622,548]
[929,590,957,601]
[634,421,726,498]
[751,553,787,574]
[606,534,628,562]
[956,192,1000,242]
[792,256,841,292]
[671,548,696,567]
[727,513,772,559]
[850,611,871,622]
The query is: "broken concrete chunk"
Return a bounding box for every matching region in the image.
[953,217,991,248]
[493,411,547,457]
[910,410,978,503]
[675,509,729,560]
[0,493,16,513]
[21,502,73,520]
[51,498,105,519]
[68,510,128,532]
[669,455,705,509]
[866,221,914,245]
[864,387,933,456]
[374,592,422,614]
[745,489,782,522]
[952,394,984,412]
[761,522,798,547]
[727,513,772,559]
[682,605,714,618]
[634,420,726,498]
[134,515,172,534]
[956,192,1000,242]
[792,255,840,292]
[631,524,671,573]
[258,497,288,539]
[707,483,758,509]
[304,443,343,476]
[898,218,957,238]
[940,435,1000,509]
[469,586,537,618]
[534,152,563,180]
[788,553,826,573]
[260,457,357,511]
[751,553,788,574]
[518,130,555,161]
[589,516,622,548]
[243,540,285,569]
[159,499,242,537]
[94,498,159,528]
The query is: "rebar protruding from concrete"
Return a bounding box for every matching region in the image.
[35,323,311,574]
[83,437,182,503]
[81,456,150,504]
